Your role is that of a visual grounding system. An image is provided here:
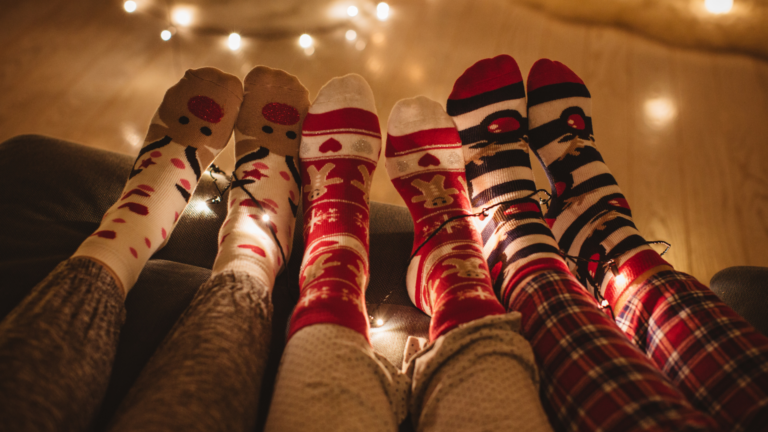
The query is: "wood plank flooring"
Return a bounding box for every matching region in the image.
[2,0,767,284]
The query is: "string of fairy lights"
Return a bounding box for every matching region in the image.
[121,0,391,55]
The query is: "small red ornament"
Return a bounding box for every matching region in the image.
[262,102,300,125]
[188,95,224,123]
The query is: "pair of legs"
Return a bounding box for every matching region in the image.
[265,75,552,431]
[447,55,768,431]
[0,67,305,431]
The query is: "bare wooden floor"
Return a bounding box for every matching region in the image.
[2,0,767,284]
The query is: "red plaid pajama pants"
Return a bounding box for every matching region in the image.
[615,270,768,431]
[508,267,718,431]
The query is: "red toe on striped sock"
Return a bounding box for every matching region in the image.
[527,59,585,92]
[449,54,523,99]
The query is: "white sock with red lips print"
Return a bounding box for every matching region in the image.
[385,96,506,342]
[526,59,667,305]
[211,66,309,288]
[287,74,381,341]
[73,68,243,293]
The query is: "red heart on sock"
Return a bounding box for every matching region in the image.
[418,153,440,167]
[319,138,342,153]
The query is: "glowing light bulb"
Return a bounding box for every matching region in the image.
[376,2,389,20]
[345,30,357,41]
[160,30,172,41]
[299,33,313,48]
[228,33,241,50]
[375,318,384,327]
[347,5,359,17]
[705,0,733,14]
[614,273,628,287]
[261,213,270,222]
[172,8,193,26]
[601,299,609,308]
[123,1,137,13]
[194,199,210,212]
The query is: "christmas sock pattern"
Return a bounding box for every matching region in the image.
[616,271,768,431]
[287,74,381,341]
[506,267,719,432]
[385,96,505,342]
[526,59,667,302]
[447,55,565,301]
[211,66,308,287]
[74,68,242,292]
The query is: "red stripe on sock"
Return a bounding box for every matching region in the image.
[385,128,461,157]
[527,59,585,92]
[302,107,381,137]
[603,249,669,306]
[449,54,522,99]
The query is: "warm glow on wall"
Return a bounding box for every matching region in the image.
[705,0,733,14]
[644,97,677,129]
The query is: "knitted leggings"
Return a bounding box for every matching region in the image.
[0,257,273,432]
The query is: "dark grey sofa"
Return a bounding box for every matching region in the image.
[1,135,765,431]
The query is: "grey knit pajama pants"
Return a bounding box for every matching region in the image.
[0,257,551,432]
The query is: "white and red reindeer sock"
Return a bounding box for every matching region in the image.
[447,55,566,304]
[74,68,242,293]
[211,66,309,287]
[526,59,667,304]
[287,74,381,341]
[385,96,506,341]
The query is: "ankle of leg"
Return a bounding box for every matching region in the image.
[503,257,571,307]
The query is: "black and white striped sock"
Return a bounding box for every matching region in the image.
[447,55,565,302]
[526,59,665,299]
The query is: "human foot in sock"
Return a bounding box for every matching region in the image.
[74,68,243,293]
[287,74,381,340]
[526,59,668,305]
[447,55,565,303]
[386,96,506,341]
[211,66,309,287]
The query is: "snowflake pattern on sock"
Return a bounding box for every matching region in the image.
[288,74,382,341]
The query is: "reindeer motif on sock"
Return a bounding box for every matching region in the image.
[305,163,343,201]
[351,165,372,203]
[411,174,459,209]
[442,257,487,279]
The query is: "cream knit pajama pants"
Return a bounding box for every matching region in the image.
[265,314,553,432]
